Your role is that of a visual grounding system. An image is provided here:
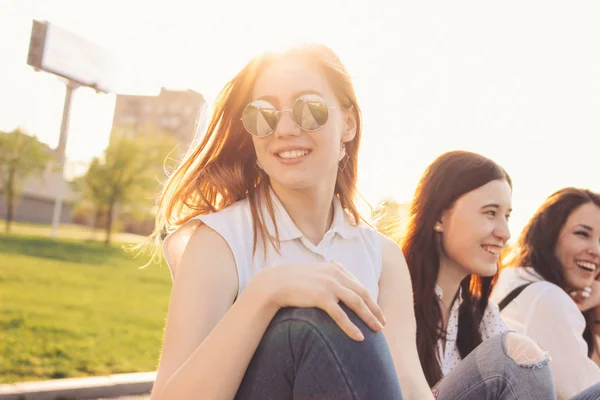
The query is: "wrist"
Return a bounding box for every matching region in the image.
[242,269,281,315]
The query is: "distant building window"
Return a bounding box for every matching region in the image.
[160,116,180,130]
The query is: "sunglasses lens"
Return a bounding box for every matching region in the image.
[242,100,279,136]
[292,94,330,131]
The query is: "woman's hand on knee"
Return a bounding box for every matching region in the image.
[249,262,386,341]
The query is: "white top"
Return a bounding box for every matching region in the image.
[491,267,600,400]
[435,285,508,376]
[162,190,383,299]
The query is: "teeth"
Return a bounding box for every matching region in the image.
[576,261,597,272]
[482,245,500,256]
[278,150,308,159]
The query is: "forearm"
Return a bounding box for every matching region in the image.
[384,329,434,400]
[152,286,278,400]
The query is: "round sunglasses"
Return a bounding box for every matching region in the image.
[241,94,339,137]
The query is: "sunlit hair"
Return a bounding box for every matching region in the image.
[143,44,363,265]
[400,150,512,387]
[505,187,600,357]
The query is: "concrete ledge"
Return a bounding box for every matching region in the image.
[0,371,156,400]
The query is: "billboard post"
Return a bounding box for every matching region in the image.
[50,80,79,238]
[26,20,114,237]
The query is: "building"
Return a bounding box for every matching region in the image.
[110,87,206,154]
[0,158,75,225]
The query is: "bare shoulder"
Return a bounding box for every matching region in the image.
[176,223,237,280]
[378,232,411,294]
[170,222,239,308]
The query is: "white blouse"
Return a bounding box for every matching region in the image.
[436,285,508,376]
[491,267,600,400]
[162,190,384,299]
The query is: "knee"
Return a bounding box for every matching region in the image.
[504,332,551,368]
[268,307,339,343]
[272,307,331,327]
[270,306,377,344]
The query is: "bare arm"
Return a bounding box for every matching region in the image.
[151,224,278,400]
[151,224,386,400]
[378,235,434,400]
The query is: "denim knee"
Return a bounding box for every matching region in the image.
[270,304,373,342]
[268,304,389,363]
[500,331,552,370]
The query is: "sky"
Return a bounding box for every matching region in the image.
[1,0,598,238]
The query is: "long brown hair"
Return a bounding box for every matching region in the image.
[401,150,512,387]
[144,44,363,264]
[506,187,600,357]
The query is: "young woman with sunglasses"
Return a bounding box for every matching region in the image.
[492,188,600,400]
[146,44,432,400]
[401,151,556,399]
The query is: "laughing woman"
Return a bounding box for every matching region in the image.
[492,188,600,399]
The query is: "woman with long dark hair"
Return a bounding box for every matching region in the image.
[401,150,556,399]
[492,188,600,399]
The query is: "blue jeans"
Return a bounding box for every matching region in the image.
[433,332,556,399]
[235,304,403,400]
[571,382,600,400]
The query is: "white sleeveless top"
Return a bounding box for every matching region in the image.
[162,191,383,299]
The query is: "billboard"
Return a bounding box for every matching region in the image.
[27,20,117,93]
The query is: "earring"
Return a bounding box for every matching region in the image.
[254,158,264,175]
[434,223,443,232]
[338,144,349,172]
[338,143,347,162]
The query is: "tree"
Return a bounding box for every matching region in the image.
[75,132,178,245]
[371,198,409,244]
[0,129,52,233]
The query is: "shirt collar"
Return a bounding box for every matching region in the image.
[435,284,464,306]
[264,189,359,242]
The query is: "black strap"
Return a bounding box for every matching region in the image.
[498,283,532,311]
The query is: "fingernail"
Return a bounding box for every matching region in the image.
[570,291,578,297]
[355,330,365,341]
[382,315,387,325]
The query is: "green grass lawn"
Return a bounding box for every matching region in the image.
[6,221,147,244]
[0,233,172,384]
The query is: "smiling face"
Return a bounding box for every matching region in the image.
[555,202,600,290]
[249,57,356,192]
[439,179,513,278]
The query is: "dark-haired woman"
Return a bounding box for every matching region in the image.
[401,150,556,399]
[492,188,600,399]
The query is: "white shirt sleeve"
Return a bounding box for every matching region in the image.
[480,301,509,340]
[526,286,600,400]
